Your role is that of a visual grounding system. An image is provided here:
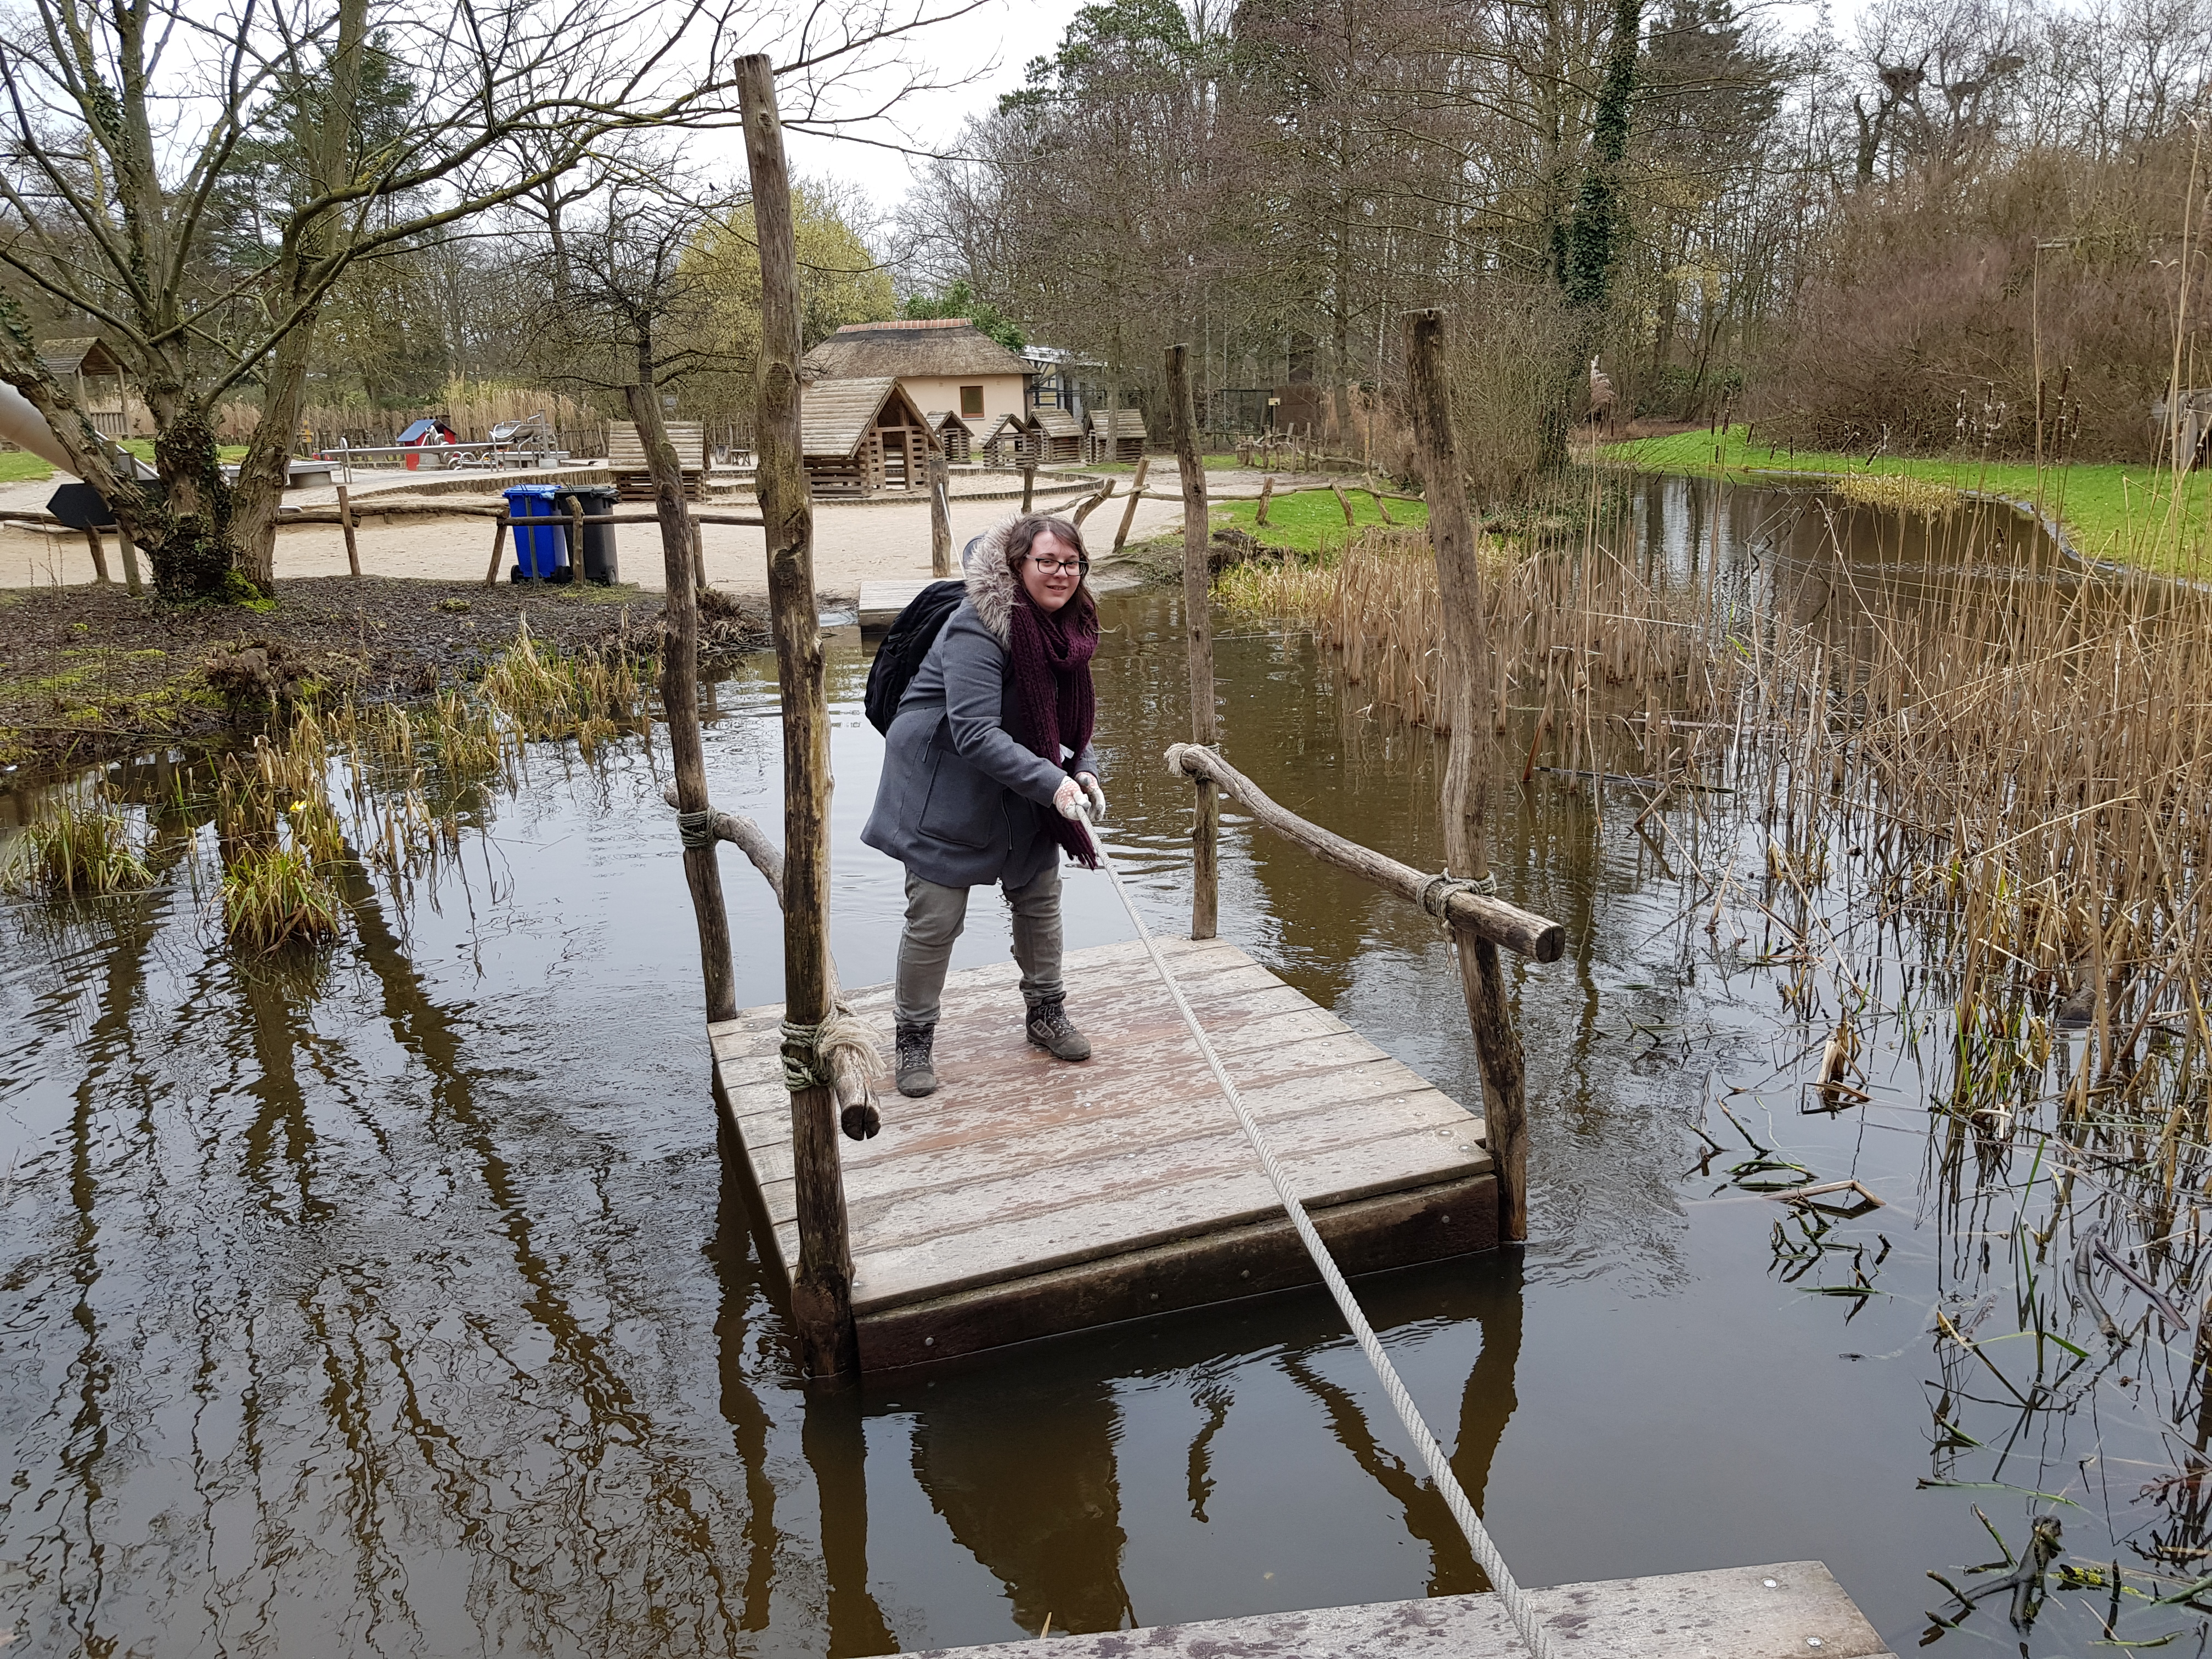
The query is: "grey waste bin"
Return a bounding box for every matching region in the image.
[556,484,620,584]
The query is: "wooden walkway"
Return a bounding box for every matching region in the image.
[709,936,1496,1369]
[900,1561,1894,1658]
[856,575,938,630]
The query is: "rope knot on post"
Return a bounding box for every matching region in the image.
[778,1012,884,1094]
[676,809,718,849]
[1418,870,1498,926]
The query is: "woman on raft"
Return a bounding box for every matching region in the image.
[861,514,1108,1098]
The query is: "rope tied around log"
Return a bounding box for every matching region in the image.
[778,1011,884,1095]
[676,809,718,849]
[1418,870,1498,924]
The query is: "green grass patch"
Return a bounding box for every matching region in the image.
[1208,487,1426,556]
[0,450,54,483]
[1604,425,2212,573]
[116,439,251,464]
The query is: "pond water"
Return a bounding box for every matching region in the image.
[0,477,2192,1657]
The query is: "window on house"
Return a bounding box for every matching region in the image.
[960,385,985,417]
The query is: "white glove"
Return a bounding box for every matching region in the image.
[1053,777,1084,819]
[1076,771,1107,822]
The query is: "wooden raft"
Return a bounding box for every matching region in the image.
[899,1561,1893,1659]
[856,576,941,630]
[709,936,1497,1369]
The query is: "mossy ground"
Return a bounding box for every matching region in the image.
[1605,425,2212,573]
[0,577,761,780]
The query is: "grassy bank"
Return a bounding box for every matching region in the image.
[1604,425,2212,572]
[0,438,255,488]
[1208,486,1426,555]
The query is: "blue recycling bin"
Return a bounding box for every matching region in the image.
[504,484,569,580]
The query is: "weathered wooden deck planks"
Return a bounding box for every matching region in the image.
[898,1560,1894,1658]
[856,576,939,631]
[709,935,1497,1368]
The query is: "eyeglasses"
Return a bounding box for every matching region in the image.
[1027,555,1089,576]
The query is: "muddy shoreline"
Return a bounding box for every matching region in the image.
[0,574,767,780]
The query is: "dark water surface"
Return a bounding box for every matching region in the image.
[0,479,2177,1656]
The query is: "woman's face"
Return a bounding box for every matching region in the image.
[1017,529,1084,613]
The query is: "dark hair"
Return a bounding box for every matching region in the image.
[1003,515,1096,624]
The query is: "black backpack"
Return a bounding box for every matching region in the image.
[864,579,966,734]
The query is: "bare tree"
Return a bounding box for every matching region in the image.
[0,0,984,599]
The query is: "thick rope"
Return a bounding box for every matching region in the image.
[1418,870,1498,919]
[1079,806,1556,1659]
[676,809,717,850]
[780,1012,883,1094]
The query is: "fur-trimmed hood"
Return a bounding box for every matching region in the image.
[961,518,1023,646]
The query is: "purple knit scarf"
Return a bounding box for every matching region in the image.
[1007,588,1099,868]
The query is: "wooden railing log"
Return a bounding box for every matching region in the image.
[1164,743,1565,962]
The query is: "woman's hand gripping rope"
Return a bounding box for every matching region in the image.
[1067,800,1559,1659]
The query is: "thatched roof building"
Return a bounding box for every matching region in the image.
[802,319,1031,380]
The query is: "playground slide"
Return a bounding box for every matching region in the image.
[0,379,81,472]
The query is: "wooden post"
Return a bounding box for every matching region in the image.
[1406,307,1529,1242]
[337,484,360,577]
[483,518,509,587]
[1166,342,1217,940]
[1071,478,1114,530]
[568,494,586,586]
[1256,472,1274,527]
[691,519,708,592]
[1331,481,1356,527]
[1111,454,1150,554]
[628,358,737,1019]
[116,526,142,596]
[82,525,111,584]
[928,450,952,578]
[1020,462,1036,514]
[741,51,858,1381]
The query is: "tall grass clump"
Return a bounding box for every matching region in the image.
[478,618,646,754]
[221,844,342,951]
[211,730,347,951]
[1213,555,1340,619]
[7,799,152,896]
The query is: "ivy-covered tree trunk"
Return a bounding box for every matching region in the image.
[1540,0,1644,473]
[143,413,239,600]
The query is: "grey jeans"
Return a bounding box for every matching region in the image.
[895,861,1063,1028]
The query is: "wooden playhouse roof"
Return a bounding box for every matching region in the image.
[982,412,1030,442]
[924,409,974,435]
[1086,408,1147,439]
[1032,407,1081,439]
[38,336,123,376]
[802,319,1033,381]
[801,375,935,459]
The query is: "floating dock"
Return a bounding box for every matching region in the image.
[901,1561,1894,1658]
[709,936,1497,1369]
[856,575,940,631]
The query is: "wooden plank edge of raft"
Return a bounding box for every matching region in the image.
[850,1169,1498,1373]
[895,1560,1892,1659]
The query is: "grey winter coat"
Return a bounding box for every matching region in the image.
[860,521,1101,889]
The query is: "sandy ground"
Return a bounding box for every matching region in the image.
[0,471,1217,597]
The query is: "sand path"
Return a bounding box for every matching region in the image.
[0,470,1229,596]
